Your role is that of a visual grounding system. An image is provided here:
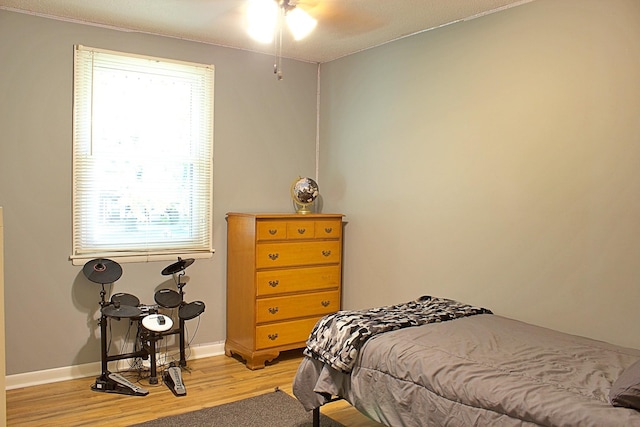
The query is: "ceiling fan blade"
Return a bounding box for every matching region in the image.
[295,0,384,36]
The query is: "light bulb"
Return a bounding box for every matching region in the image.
[247,0,278,43]
[286,7,317,40]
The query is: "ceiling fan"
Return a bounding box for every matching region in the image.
[247,0,380,40]
[246,0,379,79]
[247,0,314,44]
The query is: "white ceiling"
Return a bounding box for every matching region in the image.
[0,0,534,63]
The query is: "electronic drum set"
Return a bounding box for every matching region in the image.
[83,257,205,397]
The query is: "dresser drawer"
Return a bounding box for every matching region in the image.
[256,265,341,296]
[255,316,322,350]
[256,290,340,323]
[314,220,341,239]
[286,221,315,239]
[256,240,341,269]
[256,221,287,241]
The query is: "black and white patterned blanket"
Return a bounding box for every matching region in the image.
[304,296,492,373]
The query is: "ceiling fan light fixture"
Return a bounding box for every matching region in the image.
[247,0,278,43]
[285,7,317,40]
[246,0,317,79]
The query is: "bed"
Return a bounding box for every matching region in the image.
[293,296,640,426]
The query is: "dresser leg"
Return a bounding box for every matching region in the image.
[245,351,280,370]
[225,342,280,370]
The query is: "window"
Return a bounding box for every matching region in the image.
[71,45,214,265]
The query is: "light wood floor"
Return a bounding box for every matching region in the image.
[6,350,384,426]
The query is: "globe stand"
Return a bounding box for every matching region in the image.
[294,201,313,215]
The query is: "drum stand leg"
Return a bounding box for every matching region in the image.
[176,279,188,368]
[144,331,159,384]
[91,287,112,391]
[93,313,110,387]
[179,318,187,367]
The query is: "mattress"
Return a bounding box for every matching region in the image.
[294,314,640,426]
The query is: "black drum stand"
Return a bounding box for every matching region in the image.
[83,257,205,397]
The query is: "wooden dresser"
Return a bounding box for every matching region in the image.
[225,213,343,369]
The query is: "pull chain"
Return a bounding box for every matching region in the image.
[274,4,284,80]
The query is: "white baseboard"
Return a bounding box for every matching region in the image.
[5,341,225,390]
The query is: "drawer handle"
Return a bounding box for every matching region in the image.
[325,227,332,233]
[268,280,279,287]
[297,228,306,234]
[268,253,279,261]
[321,300,331,307]
[269,229,277,235]
[268,333,279,341]
[322,250,331,257]
[268,306,279,314]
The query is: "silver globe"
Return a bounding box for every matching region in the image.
[291,177,319,214]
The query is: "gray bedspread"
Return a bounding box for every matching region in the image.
[293,314,640,426]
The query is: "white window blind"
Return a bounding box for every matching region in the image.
[71,45,214,265]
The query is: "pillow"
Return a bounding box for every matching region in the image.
[610,359,640,410]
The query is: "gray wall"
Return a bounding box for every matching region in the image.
[320,0,640,349]
[2,0,640,377]
[0,10,318,375]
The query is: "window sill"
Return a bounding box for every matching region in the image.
[69,250,215,266]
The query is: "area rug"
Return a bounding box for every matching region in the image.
[130,389,345,427]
